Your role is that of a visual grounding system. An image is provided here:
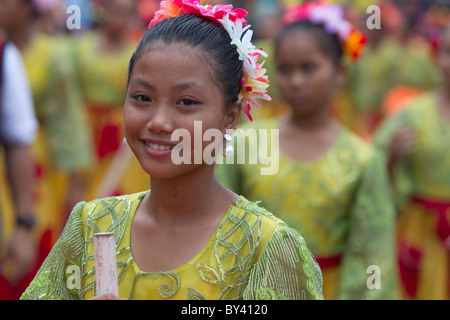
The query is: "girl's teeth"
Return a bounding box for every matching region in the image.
[147,142,171,151]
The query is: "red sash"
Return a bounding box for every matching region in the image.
[315,255,341,270]
[397,196,450,298]
[86,104,121,159]
[411,196,450,247]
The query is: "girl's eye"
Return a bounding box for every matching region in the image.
[133,94,151,103]
[303,63,317,74]
[277,66,290,75]
[178,98,197,106]
[442,47,450,56]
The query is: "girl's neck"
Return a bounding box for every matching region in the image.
[288,105,334,132]
[280,108,341,163]
[144,165,232,224]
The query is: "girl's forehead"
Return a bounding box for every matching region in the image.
[137,43,202,67]
[279,30,322,50]
[140,42,210,65]
[129,43,221,90]
[277,31,325,57]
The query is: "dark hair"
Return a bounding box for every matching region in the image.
[128,14,243,107]
[274,20,344,66]
[22,0,41,19]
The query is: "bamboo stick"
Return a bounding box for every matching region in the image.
[95,145,133,198]
[93,232,119,297]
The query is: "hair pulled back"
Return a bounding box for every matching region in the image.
[275,20,344,66]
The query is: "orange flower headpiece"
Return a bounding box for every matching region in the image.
[282,1,367,61]
[148,0,271,121]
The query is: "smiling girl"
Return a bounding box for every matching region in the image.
[20,0,323,300]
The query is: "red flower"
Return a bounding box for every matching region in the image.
[149,0,248,27]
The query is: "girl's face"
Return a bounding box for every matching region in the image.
[437,30,450,84]
[123,42,238,179]
[275,29,344,118]
[0,0,33,31]
[103,0,135,36]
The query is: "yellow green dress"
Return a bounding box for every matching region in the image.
[20,191,323,300]
[351,37,438,138]
[72,32,149,202]
[374,90,450,300]
[216,117,399,300]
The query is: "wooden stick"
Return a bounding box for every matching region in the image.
[95,146,133,198]
[93,232,119,297]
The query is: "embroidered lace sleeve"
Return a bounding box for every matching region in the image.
[20,202,86,300]
[373,106,415,209]
[243,225,323,300]
[337,149,399,299]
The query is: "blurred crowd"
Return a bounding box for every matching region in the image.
[0,0,449,300]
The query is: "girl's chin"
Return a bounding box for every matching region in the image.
[141,163,204,180]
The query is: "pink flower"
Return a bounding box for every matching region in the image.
[281,1,366,61]
[149,0,248,27]
[149,0,182,27]
[282,2,319,24]
[32,0,57,13]
[240,60,271,121]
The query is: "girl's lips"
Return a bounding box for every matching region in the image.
[289,93,307,104]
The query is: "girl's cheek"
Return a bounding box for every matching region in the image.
[123,106,143,134]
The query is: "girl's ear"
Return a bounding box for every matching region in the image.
[224,102,242,131]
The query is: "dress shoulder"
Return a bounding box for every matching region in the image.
[236,197,324,300]
[79,191,147,236]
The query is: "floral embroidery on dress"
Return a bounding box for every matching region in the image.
[21,192,323,300]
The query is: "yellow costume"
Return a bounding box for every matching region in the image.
[72,31,149,202]
[374,90,450,300]
[216,117,399,299]
[21,191,323,300]
[0,32,93,298]
[22,32,92,249]
[351,37,438,138]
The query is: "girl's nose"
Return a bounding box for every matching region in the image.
[145,104,175,135]
[291,71,305,88]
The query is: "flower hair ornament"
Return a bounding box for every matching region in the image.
[148,0,271,121]
[32,0,58,13]
[282,1,367,61]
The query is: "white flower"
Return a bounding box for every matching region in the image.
[310,5,352,40]
[218,14,267,78]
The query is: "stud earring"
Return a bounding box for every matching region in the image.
[123,137,128,147]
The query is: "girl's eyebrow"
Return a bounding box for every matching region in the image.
[131,78,206,92]
[129,77,154,89]
[172,82,206,91]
